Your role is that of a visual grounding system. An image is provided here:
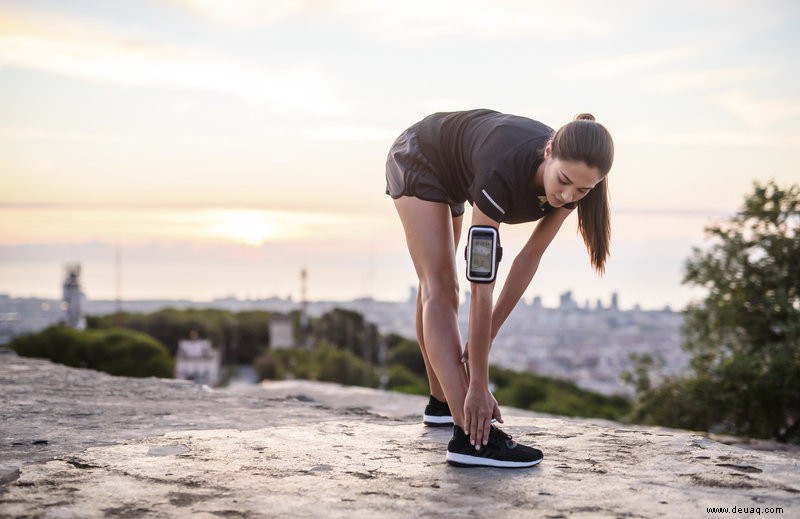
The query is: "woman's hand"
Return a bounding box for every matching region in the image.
[463,384,504,449]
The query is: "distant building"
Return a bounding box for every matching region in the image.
[559,290,578,311]
[407,286,418,304]
[269,314,295,349]
[62,264,85,329]
[175,337,220,386]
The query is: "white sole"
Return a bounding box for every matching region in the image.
[446,451,543,468]
[423,414,453,425]
[422,416,496,426]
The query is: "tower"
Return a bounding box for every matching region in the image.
[62,264,85,329]
[115,247,123,327]
[300,268,311,347]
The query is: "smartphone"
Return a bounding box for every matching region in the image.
[465,226,501,283]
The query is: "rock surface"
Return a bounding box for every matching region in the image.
[1,354,798,518]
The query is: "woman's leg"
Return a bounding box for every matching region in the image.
[415,285,444,399]
[417,214,463,402]
[394,196,468,427]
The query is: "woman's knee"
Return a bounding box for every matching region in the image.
[419,278,460,307]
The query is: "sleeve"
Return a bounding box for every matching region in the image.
[470,169,512,223]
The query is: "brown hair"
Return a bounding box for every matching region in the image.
[552,113,614,275]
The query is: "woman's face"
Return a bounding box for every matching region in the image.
[542,142,603,208]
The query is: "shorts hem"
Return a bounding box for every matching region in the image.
[386,192,465,217]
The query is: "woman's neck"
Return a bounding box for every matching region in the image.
[532,159,547,196]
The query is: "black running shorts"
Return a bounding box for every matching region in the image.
[385,124,465,218]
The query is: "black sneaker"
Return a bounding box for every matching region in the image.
[446,425,543,468]
[423,395,454,427]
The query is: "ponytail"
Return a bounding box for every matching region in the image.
[577,176,610,275]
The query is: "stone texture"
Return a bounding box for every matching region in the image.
[1,354,798,518]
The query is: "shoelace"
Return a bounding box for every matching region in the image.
[490,425,513,442]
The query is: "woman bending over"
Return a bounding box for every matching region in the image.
[386,109,614,468]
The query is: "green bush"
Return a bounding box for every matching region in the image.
[89,308,274,364]
[503,377,547,409]
[268,347,313,380]
[385,363,428,395]
[313,341,378,386]
[10,325,174,378]
[253,350,281,381]
[387,338,426,378]
[259,341,378,388]
[491,366,630,420]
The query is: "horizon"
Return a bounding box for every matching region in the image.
[0,208,713,310]
[0,286,676,313]
[2,1,799,311]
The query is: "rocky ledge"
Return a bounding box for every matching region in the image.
[1,354,798,518]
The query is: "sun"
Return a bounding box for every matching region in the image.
[206,210,285,246]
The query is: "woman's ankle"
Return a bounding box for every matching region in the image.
[429,394,447,405]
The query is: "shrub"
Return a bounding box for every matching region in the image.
[10,325,174,378]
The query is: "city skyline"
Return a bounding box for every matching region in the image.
[2,1,800,310]
[1,283,686,398]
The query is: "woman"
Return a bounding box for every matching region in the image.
[386,109,614,468]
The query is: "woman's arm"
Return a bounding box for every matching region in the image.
[463,205,573,447]
[491,207,573,338]
[463,205,503,447]
[465,205,499,385]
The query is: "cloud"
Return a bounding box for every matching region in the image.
[347,0,800,43]
[0,126,125,143]
[710,89,800,128]
[168,0,624,39]
[558,48,698,80]
[336,0,621,39]
[553,49,777,99]
[616,127,800,149]
[0,8,346,114]
[346,0,629,41]
[0,205,390,247]
[636,67,773,95]
[301,125,398,142]
[168,0,309,28]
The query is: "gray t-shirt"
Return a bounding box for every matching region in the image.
[415,109,571,223]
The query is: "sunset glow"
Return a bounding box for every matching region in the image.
[204,210,287,246]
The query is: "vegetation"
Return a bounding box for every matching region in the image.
[255,313,630,420]
[492,366,630,420]
[255,340,379,387]
[314,308,380,364]
[89,308,273,364]
[10,325,174,378]
[29,295,631,421]
[626,180,800,442]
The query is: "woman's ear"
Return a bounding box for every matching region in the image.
[544,140,552,159]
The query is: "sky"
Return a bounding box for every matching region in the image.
[1,0,799,310]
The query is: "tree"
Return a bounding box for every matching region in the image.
[387,338,426,378]
[10,325,174,378]
[89,308,273,364]
[491,366,630,420]
[314,308,380,363]
[255,341,379,388]
[628,180,800,442]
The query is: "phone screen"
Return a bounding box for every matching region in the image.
[470,235,494,276]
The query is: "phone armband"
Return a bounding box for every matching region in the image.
[464,225,502,283]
